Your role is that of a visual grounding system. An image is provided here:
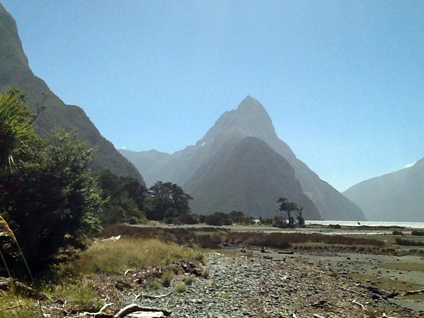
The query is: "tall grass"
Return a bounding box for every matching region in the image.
[60,237,195,276]
[54,282,97,307]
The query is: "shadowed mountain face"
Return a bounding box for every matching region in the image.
[122,96,365,220]
[344,158,424,221]
[0,4,143,182]
[185,136,320,219]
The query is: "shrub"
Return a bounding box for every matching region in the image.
[175,283,187,293]
[329,224,342,229]
[129,217,138,225]
[161,270,174,287]
[176,213,199,225]
[392,230,403,235]
[149,279,160,290]
[395,238,424,247]
[202,268,210,279]
[183,274,194,285]
[205,212,232,226]
[272,215,287,228]
[412,230,424,236]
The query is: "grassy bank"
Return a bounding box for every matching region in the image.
[1,237,201,317]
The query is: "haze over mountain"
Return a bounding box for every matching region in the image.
[121,96,365,221]
[344,158,424,221]
[0,4,142,181]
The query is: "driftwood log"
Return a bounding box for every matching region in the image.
[76,303,113,317]
[115,304,171,318]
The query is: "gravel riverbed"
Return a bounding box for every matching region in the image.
[129,251,400,318]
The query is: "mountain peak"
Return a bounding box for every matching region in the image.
[237,95,267,113]
[198,96,277,146]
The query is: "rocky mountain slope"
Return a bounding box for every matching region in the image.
[344,158,424,221]
[121,96,365,220]
[0,4,143,181]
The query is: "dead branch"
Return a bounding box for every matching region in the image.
[403,289,424,296]
[124,269,132,277]
[134,292,172,300]
[115,304,171,318]
[127,313,166,318]
[351,300,366,310]
[313,315,325,318]
[76,303,113,317]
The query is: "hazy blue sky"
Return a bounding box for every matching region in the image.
[2,1,424,191]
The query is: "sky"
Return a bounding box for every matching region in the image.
[2,0,424,192]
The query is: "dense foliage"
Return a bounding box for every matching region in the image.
[97,170,147,224]
[0,91,102,276]
[147,181,195,223]
[0,89,36,175]
[204,211,254,226]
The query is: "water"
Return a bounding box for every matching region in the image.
[306,220,424,229]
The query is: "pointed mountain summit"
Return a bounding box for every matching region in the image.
[197,96,277,147]
[344,157,424,221]
[0,4,142,181]
[122,96,365,220]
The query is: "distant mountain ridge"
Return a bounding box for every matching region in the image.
[0,4,143,181]
[121,96,365,220]
[344,158,424,221]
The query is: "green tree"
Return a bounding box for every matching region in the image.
[97,170,147,224]
[297,205,305,227]
[0,127,102,275]
[277,198,298,228]
[229,210,254,225]
[147,182,193,222]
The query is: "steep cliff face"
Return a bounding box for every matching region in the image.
[344,158,424,221]
[0,4,143,181]
[122,96,364,220]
